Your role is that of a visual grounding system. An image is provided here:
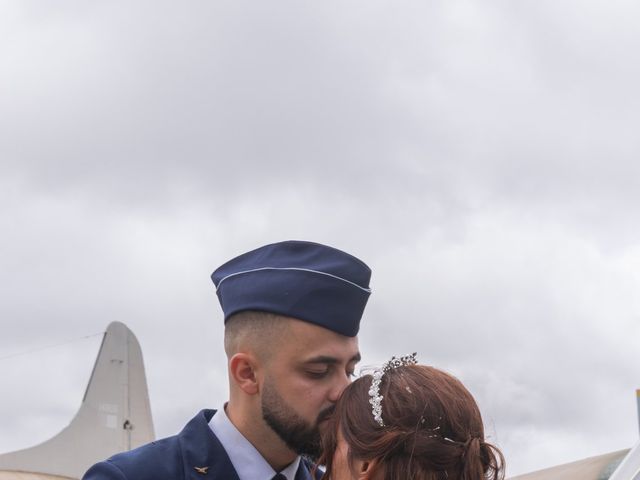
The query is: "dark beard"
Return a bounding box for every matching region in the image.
[262,380,334,461]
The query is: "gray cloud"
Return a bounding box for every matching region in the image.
[2,1,640,476]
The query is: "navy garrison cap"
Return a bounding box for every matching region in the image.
[211,240,371,337]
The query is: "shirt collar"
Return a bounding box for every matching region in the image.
[209,406,301,480]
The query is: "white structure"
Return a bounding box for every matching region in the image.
[511,389,640,480]
[0,322,155,479]
[510,450,629,480]
[609,442,640,480]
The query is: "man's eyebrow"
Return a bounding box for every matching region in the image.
[304,352,362,365]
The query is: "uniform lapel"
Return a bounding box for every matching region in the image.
[178,409,241,480]
[295,458,323,480]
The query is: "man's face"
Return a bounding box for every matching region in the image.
[259,319,360,459]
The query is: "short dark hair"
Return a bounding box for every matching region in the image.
[223,310,289,361]
[319,365,505,480]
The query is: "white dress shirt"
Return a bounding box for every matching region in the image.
[209,406,301,480]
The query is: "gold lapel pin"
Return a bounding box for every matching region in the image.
[194,466,209,474]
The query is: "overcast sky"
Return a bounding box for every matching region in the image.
[2,0,640,476]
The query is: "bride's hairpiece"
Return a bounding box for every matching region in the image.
[368,352,417,427]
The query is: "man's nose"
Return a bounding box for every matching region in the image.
[327,372,351,402]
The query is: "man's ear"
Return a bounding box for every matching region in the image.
[229,352,259,395]
[357,458,380,480]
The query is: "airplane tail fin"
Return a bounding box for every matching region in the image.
[0,322,155,479]
[607,389,640,480]
[637,388,640,436]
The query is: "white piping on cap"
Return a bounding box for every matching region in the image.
[215,267,372,293]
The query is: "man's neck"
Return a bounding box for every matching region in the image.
[225,402,298,472]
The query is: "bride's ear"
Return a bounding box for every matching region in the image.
[357,459,379,479]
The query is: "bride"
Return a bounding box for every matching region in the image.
[318,354,504,480]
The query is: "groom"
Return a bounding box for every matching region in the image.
[83,240,372,480]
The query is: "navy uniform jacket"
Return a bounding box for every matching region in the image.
[83,409,322,480]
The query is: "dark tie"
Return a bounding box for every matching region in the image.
[271,474,287,480]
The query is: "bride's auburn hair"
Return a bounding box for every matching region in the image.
[319,365,505,480]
